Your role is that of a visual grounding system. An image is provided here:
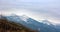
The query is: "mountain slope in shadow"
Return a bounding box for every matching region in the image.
[4,14,57,32]
[0,15,37,32]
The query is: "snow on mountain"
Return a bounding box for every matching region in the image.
[5,14,52,25]
[20,15,29,22]
[41,20,52,25]
[2,14,58,32]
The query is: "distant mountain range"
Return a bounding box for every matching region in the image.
[1,14,60,32]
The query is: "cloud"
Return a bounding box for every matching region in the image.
[0,0,60,24]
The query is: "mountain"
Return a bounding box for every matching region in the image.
[55,24,60,32]
[0,15,37,32]
[41,20,51,25]
[56,25,60,30]
[4,14,58,32]
[26,18,57,32]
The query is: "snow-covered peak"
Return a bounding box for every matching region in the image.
[20,15,30,22]
[6,14,30,22]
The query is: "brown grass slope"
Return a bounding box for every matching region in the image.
[0,16,37,32]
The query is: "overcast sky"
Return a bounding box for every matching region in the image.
[0,0,60,24]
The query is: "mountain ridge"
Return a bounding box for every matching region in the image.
[0,15,37,32]
[1,14,59,32]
